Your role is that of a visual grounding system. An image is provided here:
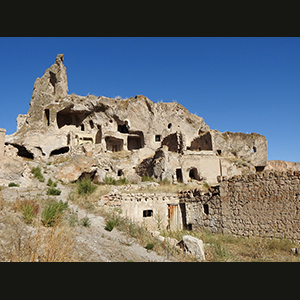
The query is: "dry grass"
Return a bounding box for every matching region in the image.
[0,212,78,262]
[161,228,300,262]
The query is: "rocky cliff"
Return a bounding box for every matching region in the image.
[4,54,268,185]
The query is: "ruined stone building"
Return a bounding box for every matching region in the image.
[5,54,268,185]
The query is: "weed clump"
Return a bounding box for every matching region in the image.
[41,200,68,227]
[31,166,45,182]
[8,182,19,187]
[47,178,57,187]
[15,199,39,224]
[105,220,116,231]
[46,187,61,196]
[77,178,97,195]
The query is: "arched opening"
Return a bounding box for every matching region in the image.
[189,167,200,181]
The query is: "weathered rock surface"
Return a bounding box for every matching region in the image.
[178,235,206,261]
[265,160,300,172]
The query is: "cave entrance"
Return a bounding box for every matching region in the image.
[105,136,123,152]
[189,167,200,181]
[50,146,70,156]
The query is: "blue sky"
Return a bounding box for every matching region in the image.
[0,37,299,162]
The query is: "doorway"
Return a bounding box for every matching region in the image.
[176,168,183,183]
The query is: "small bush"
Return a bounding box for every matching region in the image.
[103,176,116,185]
[46,187,61,196]
[105,219,116,231]
[8,182,19,187]
[31,166,45,182]
[77,178,97,195]
[47,178,57,187]
[145,242,154,250]
[117,177,128,185]
[80,216,91,228]
[41,200,68,227]
[16,199,39,224]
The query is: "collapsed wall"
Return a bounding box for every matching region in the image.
[179,170,300,240]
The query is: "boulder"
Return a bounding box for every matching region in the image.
[55,155,98,183]
[177,235,205,261]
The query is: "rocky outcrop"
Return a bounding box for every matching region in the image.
[4,54,268,185]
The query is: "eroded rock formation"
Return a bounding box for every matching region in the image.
[4,54,268,185]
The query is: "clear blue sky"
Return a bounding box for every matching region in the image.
[1,37,299,162]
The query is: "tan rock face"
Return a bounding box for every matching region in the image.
[4,54,268,184]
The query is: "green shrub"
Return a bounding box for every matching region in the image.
[77,178,97,195]
[41,200,68,227]
[17,199,39,224]
[31,166,45,182]
[117,177,128,185]
[46,187,61,196]
[103,176,116,185]
[8,182,19,187]
[47,178,57,187]
[145,243,154,250]
[105,219,116,231]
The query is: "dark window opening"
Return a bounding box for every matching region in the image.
[50,146,70,156]
[105,136,123,152]
[117,169,123,176]
[252,146,257,153]
[95,129,102,144]
[186,224,193,230]
[176,168,183,183]
[128,135,143,150]
[168,123,172,129]
[155,135,161,142]
[203,204,209,215]
[44,109,50,126]
[217,150,222,155]
[143,210,153,217]
[118,124,129,134]
[81,124,85,131]
[89,120,94,129]
[255,166,265,172]
[67,133,70,145]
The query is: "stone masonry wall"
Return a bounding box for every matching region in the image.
[179,170,300,241]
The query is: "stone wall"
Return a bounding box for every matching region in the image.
[179,170,300,241]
